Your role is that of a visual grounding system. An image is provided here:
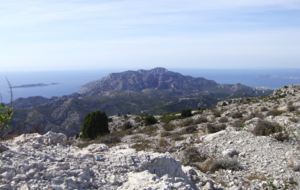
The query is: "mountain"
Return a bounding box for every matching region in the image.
[8,68,273,137]
[2,84,300,189]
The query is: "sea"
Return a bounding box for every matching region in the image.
[1,68,300,103]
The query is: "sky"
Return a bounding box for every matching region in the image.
[0,0,300,71]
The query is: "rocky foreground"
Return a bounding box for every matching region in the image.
[1,84,300,189]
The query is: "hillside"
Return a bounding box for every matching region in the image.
[1,84,300,189]
[8,68,273,137]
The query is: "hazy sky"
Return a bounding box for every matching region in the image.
[1,0,300,71]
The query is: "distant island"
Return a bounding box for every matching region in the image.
[13,83,59,88]
[258,75,300,79]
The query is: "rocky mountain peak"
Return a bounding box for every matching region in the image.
[137,67,169,74]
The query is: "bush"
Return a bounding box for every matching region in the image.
[261,107,269,112]
[210,159,239,172]
[181,126,197,134]
[160,114,180,123]
[267,109,284,116]
[213,111,221,117]
[252,120,282,136]
[207,123,226,133]
[122,122,133,130]
[161,131,171,137]
[183,147,207,166]
[180,118,193,127]
[230,112,243,119]
[193,117,208,124]
[181,109,192,118]
[108,118,113,122]
[144,115,157,125]
[162,123,176,131]
[288,106,296,112]
[232,120,244,128]
[81,110,109,140]
[219,117,228,123]
[172,135,185,141]
[134,116,142,122]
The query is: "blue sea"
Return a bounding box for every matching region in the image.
[1,68,300,103]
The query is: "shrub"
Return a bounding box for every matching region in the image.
[81,110,109,140]
[122,122,133,130]
[161,131,171,137]
[193,117,208,124]
[181,126,197,134]
[134,116,142,122]
[213,111,221,117]
[144,115,157,125]
[172,135,185,141]
[219,117,228,123]
[252,120,282,136]
[288,106,296,112]
[180,118,193,127]
[183,147,207,166]
[210,159,239,172]
[261,107,269,112]
[108,118,113,122]
[207,123,226,133]
[158,138,170,147]
[230,112,243,119]
[232,120,244,128]
[100,136,121,145]
[160,114,180,123]
[293,165,300,172]
[181,109,192,118]
[162,123,176,131]
[132,141,151,151]
[267,109,284,116]
[138,125,158,136]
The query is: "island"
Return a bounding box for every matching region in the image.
[258,75,300,79]
[13,83,59,88]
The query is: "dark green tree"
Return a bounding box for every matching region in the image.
[81,110,109,140]
[144,115,157,126]
[181,109,192,118]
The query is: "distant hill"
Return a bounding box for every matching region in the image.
[8,68,273,137]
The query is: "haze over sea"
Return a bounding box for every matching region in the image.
[1,68,300,103]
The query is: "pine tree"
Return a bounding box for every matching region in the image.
[81,110,109,140]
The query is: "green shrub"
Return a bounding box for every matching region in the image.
[207,123,226,133]
[181,109,192,118]
[108,118,113,122]
[144,115,157,125]
[81,110,109,140]
[134,116,142,122]
[122,122,133,130]
[160,115,181,123]
[252,120,282,136]
[162,123,176,131]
